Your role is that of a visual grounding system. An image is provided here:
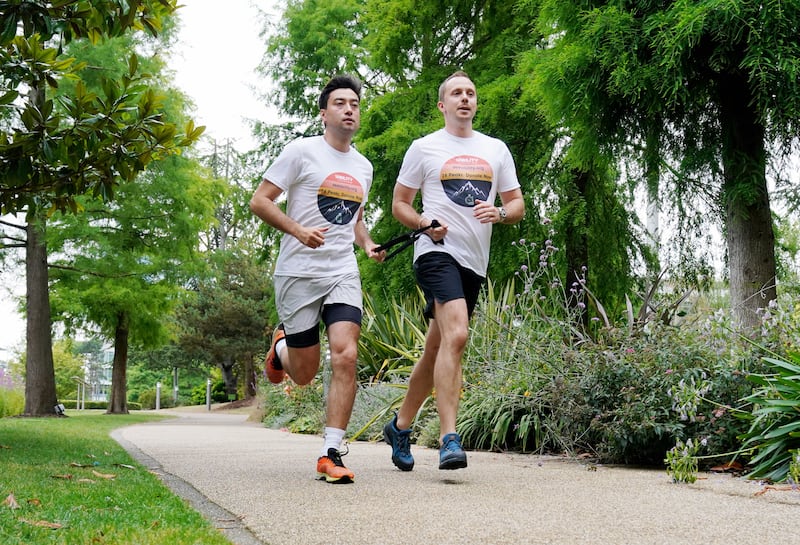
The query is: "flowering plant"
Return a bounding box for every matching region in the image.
[665,437,705,483]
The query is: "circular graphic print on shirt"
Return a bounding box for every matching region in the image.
[440,155,493,207]
[317,172,364,225]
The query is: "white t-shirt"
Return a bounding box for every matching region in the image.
[264,135,373,277]
[397,129,520,275]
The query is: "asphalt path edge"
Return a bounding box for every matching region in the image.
[111,427,266,545]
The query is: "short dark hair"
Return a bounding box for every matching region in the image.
[438,70,471,101]
[319,75,362,110]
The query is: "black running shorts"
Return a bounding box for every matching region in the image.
[413,251,485,320]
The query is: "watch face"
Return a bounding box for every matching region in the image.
[500,207,507,219]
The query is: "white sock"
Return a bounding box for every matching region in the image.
[321,427,346,457]
[275,338,287,361]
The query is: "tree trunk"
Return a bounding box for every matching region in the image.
[220,356,237,401]
[718,73,776,331]
[24,219,59,416]
[107,312,130,414]
[243,352,256,399]
[644,122,662,275]
[564,169,589,328]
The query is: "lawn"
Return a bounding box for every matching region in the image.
[0,411,233,545]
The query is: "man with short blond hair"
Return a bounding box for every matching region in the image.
[384,70,525,471]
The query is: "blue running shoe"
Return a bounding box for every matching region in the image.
[383,414,414,471]
[439,432,467,470]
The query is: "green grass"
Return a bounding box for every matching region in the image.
[0,411,233,545]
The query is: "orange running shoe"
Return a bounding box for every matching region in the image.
[316,448,355,484]
[265,325,286,384]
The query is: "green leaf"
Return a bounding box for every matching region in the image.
[0,13,17,44]
[0,90,19,105]
[763,420,800,440]
[762,356,800,375]
[128,53,139,76]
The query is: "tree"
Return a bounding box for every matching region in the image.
[262,1,560,300]
[260,1,652,323]
[199,137,276,256]
[261,0,377,119]
[528,0,800,328]
[52,338,86,401]
[0,1,193,214]
[48,153,222,414]
[175,251,273,400]
[0,1,203,415]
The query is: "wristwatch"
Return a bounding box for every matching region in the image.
[498,206,507,223]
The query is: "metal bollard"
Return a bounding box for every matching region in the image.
[156,382,161,410]
[206,378,211,411]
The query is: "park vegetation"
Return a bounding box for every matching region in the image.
[1,0,800,485]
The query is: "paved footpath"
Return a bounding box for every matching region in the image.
[114,408,800,545]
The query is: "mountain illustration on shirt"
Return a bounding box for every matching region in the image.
[440,155,493,207]
[317,171,364,225]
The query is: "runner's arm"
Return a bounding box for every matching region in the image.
[354,208,385,262]
[392,182,447,242]
[249,179,328,248]
[498,188,525,224]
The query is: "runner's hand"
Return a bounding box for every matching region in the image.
[424,219,447,243]
[297,226,328,248]
[367,246,386,263]
[473,200,501,224]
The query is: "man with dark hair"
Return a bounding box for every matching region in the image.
[250,74,384,483]
[383,70,525,472]
[318,74,361,110]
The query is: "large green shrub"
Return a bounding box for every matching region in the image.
[457,247,758,464]
[733,296,800,482]
[357,289,426,382]
[138,389,175,410]
[0,388,24,417]
[569,326,753,464]
[189,379,227,405]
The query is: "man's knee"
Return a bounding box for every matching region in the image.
[436,304,470,349]
[326,318,361,367]
[445,326,469,352]
[330,343,358,370]
[439,321,469,352]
